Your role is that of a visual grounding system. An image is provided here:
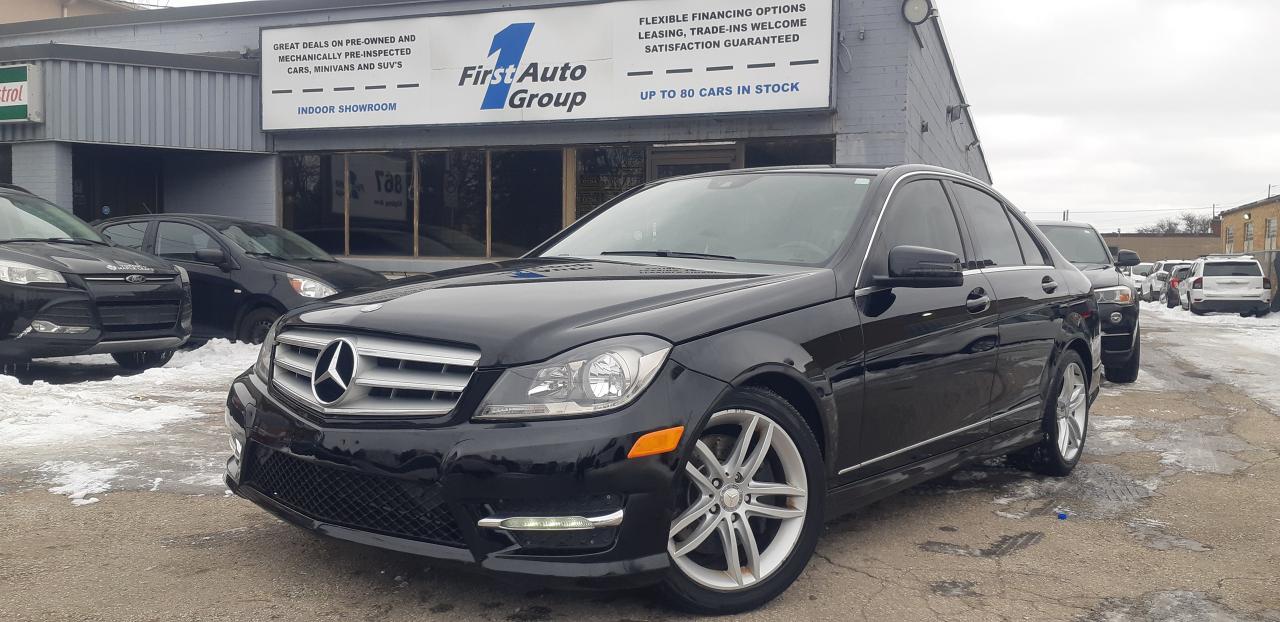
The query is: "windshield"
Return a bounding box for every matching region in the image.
[1205,262,1262,277]
[0,193,104,243]
[212,221,335,261]
[1133,262,1154,276]
[540,173,872,266]
[1038,225,1111,265]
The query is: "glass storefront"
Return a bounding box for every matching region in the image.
[281,136,834,259]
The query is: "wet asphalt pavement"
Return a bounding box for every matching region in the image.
[1,304,1278,621]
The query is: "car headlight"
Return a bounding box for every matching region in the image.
[174,265,190,286]
[475,335,672,421]
[1094,285,1134,305]
[253,320,280,382]
[0,259,66,285]
[288,273,337,298]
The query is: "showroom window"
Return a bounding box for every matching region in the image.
[491,150,564,257]
[744,138,835,168]
[281,154,343,255]
[346,152,414,257]
[418,151,486,257]
[576,146,645,219]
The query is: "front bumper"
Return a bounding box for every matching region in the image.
[1098,301,1138,367]
[0,278,192,361]
[224,361,729,588]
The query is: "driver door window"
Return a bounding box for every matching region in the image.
[874,179,966,264]
[155,221,220,262]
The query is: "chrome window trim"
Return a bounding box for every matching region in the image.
[836,401,1039,475]
[854,169,993,289]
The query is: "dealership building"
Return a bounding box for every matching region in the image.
[0,0,988,272]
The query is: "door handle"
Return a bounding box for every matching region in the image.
[1041,276,1058,294]
[965,291,991,314]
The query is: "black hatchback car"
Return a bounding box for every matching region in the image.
[0,185,190,370]
[94,215,385,344]
[1035,222,1142,383]
[224,165,1101,614]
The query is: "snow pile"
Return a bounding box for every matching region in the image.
[1140,300,1280,327]
[39,461,128,506]
[0,340,258,449]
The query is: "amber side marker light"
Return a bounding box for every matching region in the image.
[628,426,685,459]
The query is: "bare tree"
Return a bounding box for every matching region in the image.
[1135,212,1212,234]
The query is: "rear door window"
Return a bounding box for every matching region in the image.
[155,221,221,262]
[101,222,148,251]
[951,184,1024,267]
[1204,262,1262,277]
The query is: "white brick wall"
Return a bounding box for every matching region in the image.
[10,141,73,209]
[163,152,278,223]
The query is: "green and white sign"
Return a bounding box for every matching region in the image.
[0,64,43,124]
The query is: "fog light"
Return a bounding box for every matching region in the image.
[477,509,625,532]
[30,320,90,334]
[498,516,593,531]
[1109,312,1123,324]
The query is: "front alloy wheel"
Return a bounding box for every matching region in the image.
[1056,361,1088,462]
[661,388,824,614]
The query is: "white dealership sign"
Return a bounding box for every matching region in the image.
[261,0,833,130]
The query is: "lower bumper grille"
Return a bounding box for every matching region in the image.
[246,449,464,547]
[98,301,181,338]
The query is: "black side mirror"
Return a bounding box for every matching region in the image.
[194,248,229,270]
[874,245,964,288]
[1114,249,1141,267]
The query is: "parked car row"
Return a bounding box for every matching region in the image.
[0,183,384,371]
[1171,255,1272,316]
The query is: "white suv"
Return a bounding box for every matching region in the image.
[1142,259,1189,302]
[1177,255,1273,316]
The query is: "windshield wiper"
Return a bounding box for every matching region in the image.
[601,250,737,261]
[5,237,106,246]
[244,250,289,260]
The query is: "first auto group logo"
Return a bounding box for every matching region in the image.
[457,23,590,114]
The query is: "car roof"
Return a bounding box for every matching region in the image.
[655,163,989,185]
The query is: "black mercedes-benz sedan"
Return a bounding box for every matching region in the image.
[225,165,1101,614]
[1035,221,1142,383]
[1,185,191,371]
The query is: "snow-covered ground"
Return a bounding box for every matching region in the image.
[1138,301,1280,413]
[0,340,257,503]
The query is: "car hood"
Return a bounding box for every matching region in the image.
[0,241,177,275]
[258,257,387,291]
[281,257,835,366]
[1075,264,1131,290]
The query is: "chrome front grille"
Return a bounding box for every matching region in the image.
[269,328,480,417]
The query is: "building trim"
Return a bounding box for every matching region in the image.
[0,43,259,75]
[1219,195,1280,217]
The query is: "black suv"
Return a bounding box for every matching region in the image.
[0,185,190,370]
[94,215,385,344]
[1036,222,1142,383]
[225,166,1101,614]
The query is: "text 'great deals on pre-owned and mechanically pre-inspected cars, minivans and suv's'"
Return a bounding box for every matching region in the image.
[0,184,191,371]
[224,165,1103,614]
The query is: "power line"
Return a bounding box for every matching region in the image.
[1024,206,1219,215]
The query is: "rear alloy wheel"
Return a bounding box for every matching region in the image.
[661,388,824,614]
[1009,350,1089,476]
[111,349,175,371]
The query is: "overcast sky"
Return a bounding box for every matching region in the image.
[159,0,1279,232]
[937,0,1280,231]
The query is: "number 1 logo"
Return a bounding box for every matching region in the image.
[481,22,535,111]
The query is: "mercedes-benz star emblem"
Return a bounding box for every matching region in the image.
[125,274,146,284]
[311,339,357,405]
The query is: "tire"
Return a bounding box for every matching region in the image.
[659,387,825,615]
[1009,350,1089,477]
[1103,326,1140,384]
[112,349,175,370]
[237,307,281,345]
